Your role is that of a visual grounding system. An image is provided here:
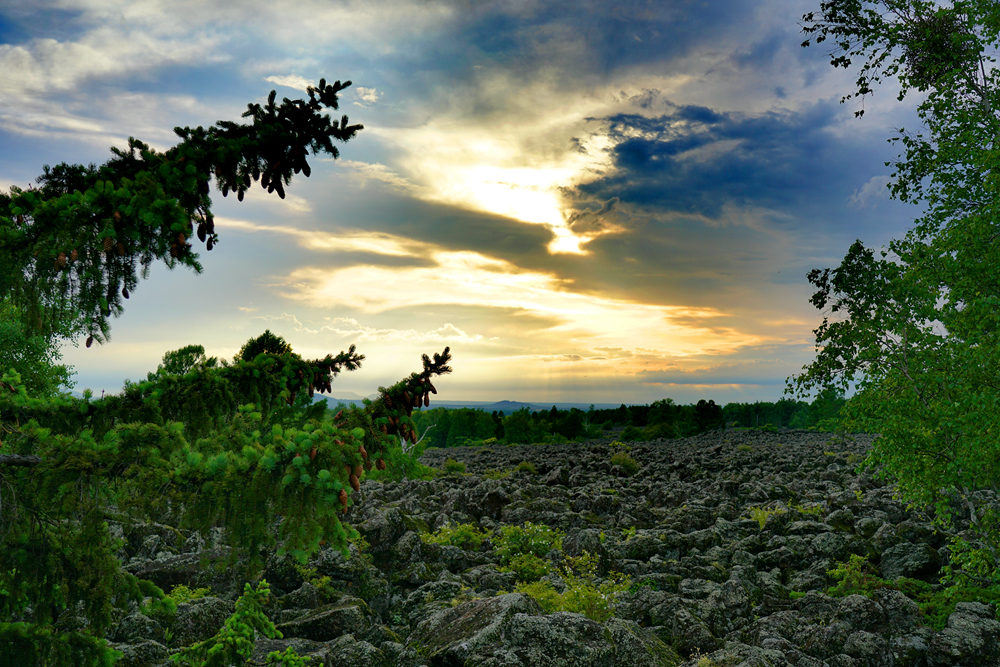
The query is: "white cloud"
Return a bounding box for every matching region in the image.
[848,175,893,209]
[354,87,381,106]
[265,74,311,92]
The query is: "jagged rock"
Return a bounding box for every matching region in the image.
[926,601,1000,666]
[275,597,376,642]
[844,630,893,667]
[836,594,885,633]
[409,591,679,666]
[172,596,235,648]
[358,507,407,553]
[108,611,165,643]
[107,639,169,667]
[879,541,942,581]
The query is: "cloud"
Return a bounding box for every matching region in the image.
[848,175,892,209]
[265,74,311,91]
[353,86,381,106]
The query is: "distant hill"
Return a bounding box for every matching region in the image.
[316,396,620,415]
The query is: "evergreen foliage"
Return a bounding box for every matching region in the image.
[0,78,456,665]
[0,79,360,345]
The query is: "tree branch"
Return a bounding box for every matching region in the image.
[0,454,42,467]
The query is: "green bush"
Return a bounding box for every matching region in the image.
[609,450,639,476]
[619,425,643,441]
[515,461,538,474]
[499,553,552,582]
[443,458,466,474]
[421,522,489,550]
[482,468,512,479]
[747,505,785,530]
[167,585,212,605]
[514,551,631,622]
[736,444,753,452]
[824,554,1000,631]
[494,521,564,565]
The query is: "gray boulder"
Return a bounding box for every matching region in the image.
[275,596,377,642]
[409,592,680,666]
[927,601,1000,666]
[879,542,941,581]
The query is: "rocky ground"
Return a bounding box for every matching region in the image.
[110,429,1000,666]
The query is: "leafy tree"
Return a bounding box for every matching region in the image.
[0,80,457,666]
[0,297,74,397]
[796,0,1000,584]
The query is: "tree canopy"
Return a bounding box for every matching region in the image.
[796,0,1000,586]
[0,78,361,346]
[0,79,456,666]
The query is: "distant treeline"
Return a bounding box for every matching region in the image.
[388,389,847,449]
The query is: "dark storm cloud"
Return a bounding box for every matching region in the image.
[371,0,756,105]
[572,99,859,223]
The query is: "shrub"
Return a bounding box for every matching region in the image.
[609,450,639,476]
[515,461,538,474]
[494,521,564,565]
[499,553,552,582]
[421,522,489,550]
[443,458,466,474]
[514,551,631,622]
[482,468,512,479]
[747,505,785,530]
[736,444,753,452]
[619,425,643,441]
[166,584,212,605]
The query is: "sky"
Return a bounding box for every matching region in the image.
[0,0,924,405]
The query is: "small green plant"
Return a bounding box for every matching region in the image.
[166,584,213,605]
[791,503,824,516]
[515,551,631,622]
[482,437,498,445]
[608,440,631,450]
[515,461,538,474]
[789,591,807,600]
[499,553,552,582]
[449,584,481,607]
[265,646,319,666]
[826,554,885,597]
[494,521,564,565]
[293,564,339,603]
[747,505,786,529]
[628,578,660,594]
[443,458,466,474]
[483,468,512,479]
[609,450,639,476]
[170,580,310,667]
[421,522,489,550]
[622,526,637,541]
[736,444,753,452]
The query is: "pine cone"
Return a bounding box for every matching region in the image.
[169,244,178,258]
[207,238,214,251]
[429,383,437,394]
[359,445,368,459]
[70,249,78,261]
[55,253,66,269]
[384,394,393,408]
[349,474,360,492]
[103,237,114,253]
[339,489,348,512]
[122,287,129,299]
[116,242,125,256]
[376,458,386,471]
[86,335,93,348]
[113,211,122,223]
[424,392,430,407]
[353,464,363,478]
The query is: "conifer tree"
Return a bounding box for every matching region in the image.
[0,80,454,666]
